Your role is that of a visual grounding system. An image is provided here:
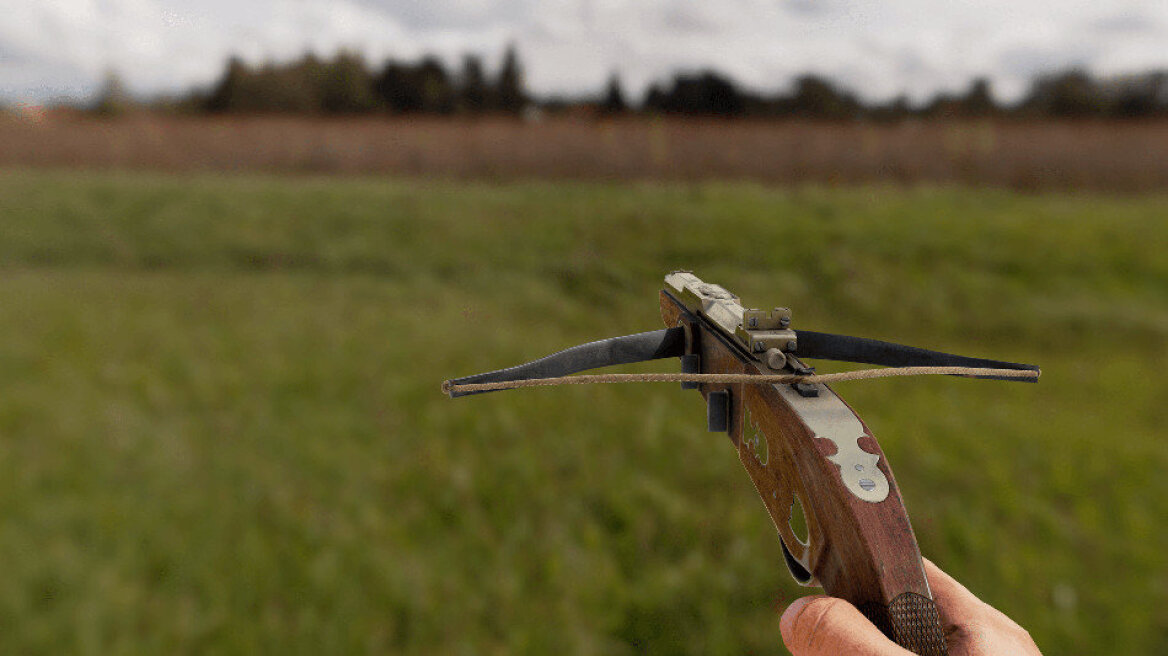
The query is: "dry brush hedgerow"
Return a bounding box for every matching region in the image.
[2,114,1167,191]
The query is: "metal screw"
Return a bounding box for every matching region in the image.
[785,340,797,352]
[766,348,787,369]
[859,479,876,491]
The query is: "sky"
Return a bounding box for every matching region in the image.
[2,0,1167,106]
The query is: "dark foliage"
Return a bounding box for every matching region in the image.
[205,46,526,116]
[459,55,491,113]
[321,52,377,113]
[922,78,998,118]
[206,53,374,114]
[643,71,745,116]
[785,75,862,118]
[375,57,455,114]
[1020,69,1168,118]
[601,74,627,114]
[192,48,1168,120]
[1022,70,1107,117]
[496,44,527,113]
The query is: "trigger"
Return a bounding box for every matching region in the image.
[780,537,818,587]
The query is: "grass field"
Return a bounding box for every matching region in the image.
[0,169,1164,654]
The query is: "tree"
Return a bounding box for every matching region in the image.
[601,73,627,113]
[643,71,744,116]
[93,69,133,115]
[375,62,412,112]
[459,55,490,113]
[320,51,376,113]
[643,83,666,112]
[959,78,996,116]
[1111,71,1168,118]
[376,57,457,114]
[278,53,325,112]
[206,54,322,113]
[788,75,858,119]
[206,56,249,112]
[496,44,526,114]
[416,57,456,114]
[869,94,912,122]
[1022,70,1106,117]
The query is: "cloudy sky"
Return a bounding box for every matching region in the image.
[3,0,1167,105]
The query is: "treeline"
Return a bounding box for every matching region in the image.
[630,69,1168,119]
[98,46,1168,119]
[202,46,525,115]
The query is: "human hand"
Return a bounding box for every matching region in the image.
[779,558,1041,656]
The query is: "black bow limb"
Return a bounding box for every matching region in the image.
[445,327,687,397]
[793,330,1040,382]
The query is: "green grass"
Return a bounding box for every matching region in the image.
[0,169,1165,654]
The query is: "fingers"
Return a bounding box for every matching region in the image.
[780,595,910,656]
[922,558,1043,655]
[922,557,987,628]
[778,561,1040,656]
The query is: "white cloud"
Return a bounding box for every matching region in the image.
[1,0,1167,104]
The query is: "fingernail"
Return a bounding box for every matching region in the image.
[779,596,811,636]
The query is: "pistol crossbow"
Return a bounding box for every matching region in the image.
[443,271,1040,656]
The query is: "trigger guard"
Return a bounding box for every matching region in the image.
[780,536,819,587]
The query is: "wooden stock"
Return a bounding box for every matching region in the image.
[661,291,948,655]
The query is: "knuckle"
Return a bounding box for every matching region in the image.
[788,597,850,648]
[953,617,989,641]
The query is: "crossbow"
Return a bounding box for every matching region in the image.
[443,271,1040,655]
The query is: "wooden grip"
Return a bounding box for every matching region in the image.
[659,291,949,655]
[739,378,948,655]
[861,593,948,655]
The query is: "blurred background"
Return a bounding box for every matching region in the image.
[1,1,1165,654]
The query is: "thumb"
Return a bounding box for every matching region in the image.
[780,595,910,656]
